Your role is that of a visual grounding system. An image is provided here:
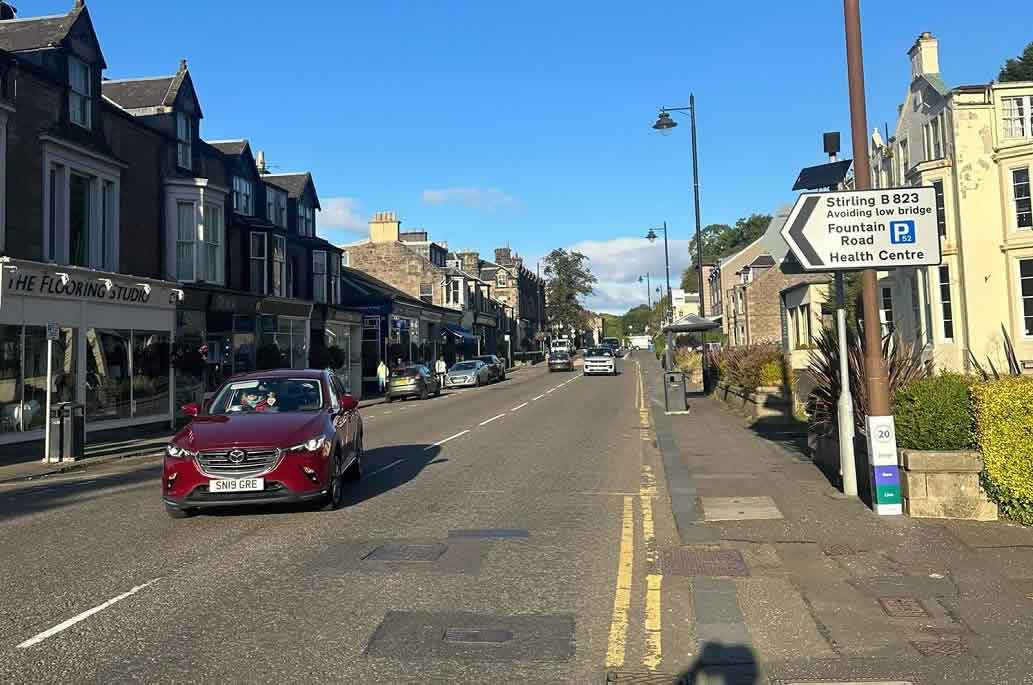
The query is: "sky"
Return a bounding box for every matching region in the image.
[34,0,1032,313]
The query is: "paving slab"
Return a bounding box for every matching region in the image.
[701,496,783,522]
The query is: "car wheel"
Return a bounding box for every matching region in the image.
[345,435,362,482]
[164,504,194,519]
[323,452,345,511]
[435,385,442,397]
[385,395,394,403]
[420,385,429,401]
[476,377,481,387]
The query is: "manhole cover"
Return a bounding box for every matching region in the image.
[878,596,929,618]
[910,640,966,657]
[824,544,857,556]
[448,529,529,539]
[364,543,447,562]
[443,628,513,644]
[660,548,749,577]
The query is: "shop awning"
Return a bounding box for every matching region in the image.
[443,324,478,343]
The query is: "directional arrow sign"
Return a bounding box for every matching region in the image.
[781,187,942,271]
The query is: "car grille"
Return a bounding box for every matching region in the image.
[196,448,281,478]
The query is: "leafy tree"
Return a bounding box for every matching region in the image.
[999,42,1033,82]
[543,248,597,336]
[681,213,772,294]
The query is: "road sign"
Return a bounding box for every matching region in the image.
[46,322,59,341]
[781,187,942,271]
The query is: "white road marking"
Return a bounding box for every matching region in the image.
[366,459,405,478]
[17,578,160,649]
[424,430,470,451]
[511,402,528,411]
[479,414,506,426]
[533,394,545,401]
[546,387,558,394]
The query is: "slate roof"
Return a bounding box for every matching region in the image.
[263,173,312,198]
[0,12,75,52]
[102,75,175,109]
[748,254,776,268]
[206,139,248,156]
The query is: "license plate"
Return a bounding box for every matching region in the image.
[210,477,264,493]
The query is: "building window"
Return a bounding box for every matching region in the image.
[203,203,223,283]
[297,202,314,237]
[1003,96,1030,139]
[68,56,91,129]
[68,173,90,267]
[176,113,191,170]
[272,235,286,297]
[1021,259,1033,337]
[419,283,433,304]
[496,271,507,287]
[341,251,349,268]
[266,186,287,228]
[881,286,895,335]
[447,278,461,306]
[287,257,296,298]
[250,232,267,295]
[932,180,946,237]
[938,265,954,340]
[44,151,119,270]
[233,176,253,215]
[1013,168,1032,230]
[329,251,340,304]
[176,202,196,281]
[312,250,327,303]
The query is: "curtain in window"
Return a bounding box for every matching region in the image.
[204,204,222,283]
[177,202,195,281]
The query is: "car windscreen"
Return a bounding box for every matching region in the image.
[451,362,479,371]
[551,352,569,360]
[209,378,324,414]
[390,367,421,378]
[587,348,613,357]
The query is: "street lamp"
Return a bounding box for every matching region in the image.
[638,273,652,309]
[645,223,673,326]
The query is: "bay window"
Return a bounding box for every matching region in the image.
[1021,259,1033,338]
[1003,96,1031,140]
[233,176,253,215]
[272,235,286,297]
[69,56,91,129]
[176,202,195,281]
[165,182,225,285]
[313,250,327,303]
[250,232,267,295]
[176,113,192,170]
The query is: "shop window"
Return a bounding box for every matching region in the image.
[0,326,77,435]
[0,325,22,434]
[86,329,131,420]
[174,310,206,407]
[132,332,170,417]
[232,316,256,376]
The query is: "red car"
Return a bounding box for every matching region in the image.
[162,369,363,518]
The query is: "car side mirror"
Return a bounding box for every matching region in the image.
[181,402,200,417]
[340,395,358,412]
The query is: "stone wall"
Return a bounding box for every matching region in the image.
[347,240,445,306]
[901,450,998,521]
[746,270,829,345]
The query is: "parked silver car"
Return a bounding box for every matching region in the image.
[473,355,507,382]
[445,360,492,387]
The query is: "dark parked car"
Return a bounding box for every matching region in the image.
[548,351,574,372]
[473,355,506,382]
[387,365,441,401]
[162,370,363,518]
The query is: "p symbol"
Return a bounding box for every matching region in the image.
[890,220,916,245]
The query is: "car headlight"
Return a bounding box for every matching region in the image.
[287,435,328,454]
[166,444,196,459]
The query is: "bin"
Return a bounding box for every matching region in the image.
[62,403,85,461]
[46,402,69,462]
[665,371,687,413]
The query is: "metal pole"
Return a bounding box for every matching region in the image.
[662,222,672,324]
[836,277,857,496]
[689,94,709,391]
[646,273,652,309]
[43,338,53,464]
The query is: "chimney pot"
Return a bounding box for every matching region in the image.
[179,58,188,72]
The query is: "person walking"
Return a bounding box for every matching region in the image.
[376,359,389,394]
[435,357,447,389]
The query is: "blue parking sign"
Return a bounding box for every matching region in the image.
[890,220,916,244]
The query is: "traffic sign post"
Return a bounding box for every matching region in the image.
[781,187,941,272]
[42,323,58,464]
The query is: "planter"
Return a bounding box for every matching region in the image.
[900,449,998,521]
[807,429,872,505]
[714,383,793,423]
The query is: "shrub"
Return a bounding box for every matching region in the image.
[709,344,785,392]
[675,349,701,373]
[972,377,1033,525]
[893,373,976,450]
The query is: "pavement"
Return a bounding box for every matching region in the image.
[0,353,1031,683]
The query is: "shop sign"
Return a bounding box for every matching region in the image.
[7,271,154,304]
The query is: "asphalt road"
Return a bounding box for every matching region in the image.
[0,355,673,683]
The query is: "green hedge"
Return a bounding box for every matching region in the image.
[972,377,1033,525]
[893,373,976,450]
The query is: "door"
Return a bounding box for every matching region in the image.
[330,374,355,454]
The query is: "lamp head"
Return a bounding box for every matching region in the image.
[646,228,658,243]
[652,110,677,135]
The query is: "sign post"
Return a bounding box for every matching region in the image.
[42,322,59,464]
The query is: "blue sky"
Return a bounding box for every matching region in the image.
[37,0,1032,312]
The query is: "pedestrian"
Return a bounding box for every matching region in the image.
[435,356,447,387]
[377,359,389,394]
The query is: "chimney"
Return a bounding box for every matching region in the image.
[256,150,267,174]
[74,0,84,9]
[369,211,401,243]
[179,58,188,73]
[494,247,512,264]
[457,250,481,276]
[908,32,939,80]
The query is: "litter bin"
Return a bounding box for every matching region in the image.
[665,371,687,413]
[62,402,86,461]
[47,402,69,462]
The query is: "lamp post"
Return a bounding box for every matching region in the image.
[645,224,673,326]
[638,273,652,309]
[653,94,709,390]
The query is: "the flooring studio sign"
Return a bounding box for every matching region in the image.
[7,271,153,304]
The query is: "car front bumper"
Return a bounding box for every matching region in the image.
[445,376,477,387]
[584,363,615,374]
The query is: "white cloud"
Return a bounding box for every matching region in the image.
[563,236,693,314]
[320,197,365,233]
[421,187,518,210]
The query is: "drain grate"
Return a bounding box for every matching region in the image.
[443,628,513,644]
[910,640,966,657]
[448,529,529,539]
[606,671,684,684]
[878,596,929,618]
[364,543,447,562]
[824,544,857,556]
[660,548,750,577]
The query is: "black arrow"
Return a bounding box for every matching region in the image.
[788,195,823,267]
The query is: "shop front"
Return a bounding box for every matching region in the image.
[312,305,363,399]
[0,259,178,444]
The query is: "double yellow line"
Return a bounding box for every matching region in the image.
[605,362,663,671]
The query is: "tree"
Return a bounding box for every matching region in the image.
[999,42,1033,82]
[543,248,597,336]
[681,213,772,293]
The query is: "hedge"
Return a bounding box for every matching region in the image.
[972,377,1033,525]
[893,373,976,451]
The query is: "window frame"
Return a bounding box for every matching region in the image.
[1002,95,1030,140]
[1011,166,1032,231]
[176,112,192,170]
[419,282,433,304]
[312,250,327,303]
[233,176,254,216]
[297,202,315,237]
[1020,258,1033,340]
[250,231,267,295]
[266,186,287,228]
[272,235,286,297]
[938,264,954,341]
[203,203,223,283]
[68,55,91,130]
[932,179,947,237]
